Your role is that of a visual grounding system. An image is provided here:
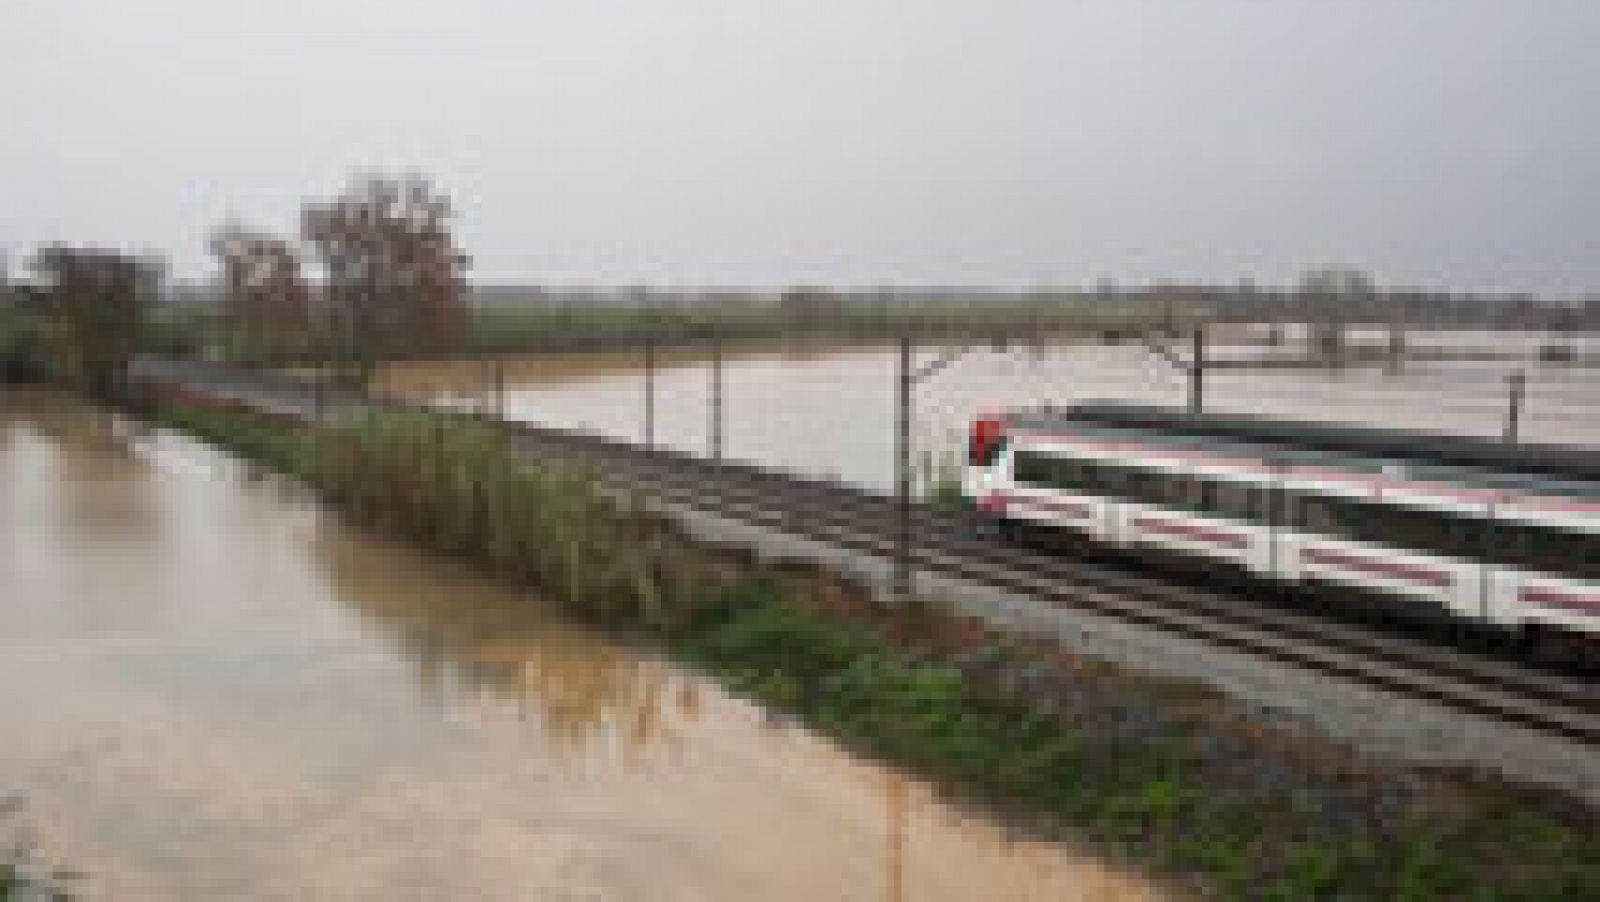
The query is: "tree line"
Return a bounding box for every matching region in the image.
[4,179,1595,397]
[0,173,468,395]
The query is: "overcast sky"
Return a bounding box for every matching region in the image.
[3,0,1596,294]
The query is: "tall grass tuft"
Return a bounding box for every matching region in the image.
[306,411,678,629]
[914,427,967,511]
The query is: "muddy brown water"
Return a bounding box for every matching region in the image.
[0,389,1163,901]
[380,332,1600,493]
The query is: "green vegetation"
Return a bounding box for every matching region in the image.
[153,403,313,477]
[0,304,27,379]
[1,798,71,901]
[915,430,967,510]
[146,290,1193,367]
[2,862,19,901]
[1,248,159,396]
[29,248,157,397]
[0,861,64,902]
[0,856,72,900]
[148,393,1600,900]
[466,292,1182,355]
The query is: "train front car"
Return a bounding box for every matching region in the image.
[960,402,1600,668]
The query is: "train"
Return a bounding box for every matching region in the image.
[962,403,1600,657]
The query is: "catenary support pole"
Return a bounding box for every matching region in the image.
[895,335,913,603]
[1387,320,1406,375]
[644,335,656,452]
[1504,368,1526,444]
[1188,326,1206,414]
[709,333,724,462]
[493,354,505,421]
[477,338,490,419]
[886,772,905,902]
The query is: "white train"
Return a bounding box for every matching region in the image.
[963,404,1600,653]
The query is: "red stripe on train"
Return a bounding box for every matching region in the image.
[1519,587,1600,616]
[1134,516,1251,550]
[1379,481,1500,504]
[1301,546,1453,588]
[978,492,1009,515]
[1512,497,1600,514]
[997,492,1094,519]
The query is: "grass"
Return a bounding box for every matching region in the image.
[0,857,73,901]
[914,430,968,510]
[464,294,1182,354]
[0,307,46,384]
[145,391,1600,900]
[0,862,65,902]
[0,798,71,901]
[146,292,1196,364]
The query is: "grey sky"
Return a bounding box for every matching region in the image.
[3,0,1596,294]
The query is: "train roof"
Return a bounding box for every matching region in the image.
[1009,402,1600,489]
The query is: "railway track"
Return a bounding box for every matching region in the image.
[136,360,1600,748]
[496,420,1599,744]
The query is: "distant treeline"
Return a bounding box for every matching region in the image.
[6,172,1594,390]
[160,276,1600,334]
[456,278,1600,344]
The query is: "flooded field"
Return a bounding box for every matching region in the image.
[381,333,1600,492]
[0,389,1161,900]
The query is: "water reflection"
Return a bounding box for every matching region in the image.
[306,522,696,764]
[1,392,155,541]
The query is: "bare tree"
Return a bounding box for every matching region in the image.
[209,221,309,365]
[301,173,468,385]
[29,245,161,397]
[1298,268,1374,361]
[779,285,842,329]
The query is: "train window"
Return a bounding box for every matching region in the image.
[1122,467,1182,508]
[1263,486,1286,526]
[1015,453,1272,526]
[1119,468,1153,503]
[1385,506,1484,561]
[1293,493,1350,537]
[1054,458,1094,492]
[1205,481,1263,522]
[1012,451,1054,486]
[1293,493,1486,560]
[1168,473,1207,511]
[1013,452,1121,496]
[1492,522,1600,582]
[1082,460,1129,495]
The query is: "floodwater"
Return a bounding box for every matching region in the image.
[0,389,1162,901]
[381,330,1600,493]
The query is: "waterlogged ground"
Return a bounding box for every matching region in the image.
[0,390,1162,901]
[380,330,1600,492]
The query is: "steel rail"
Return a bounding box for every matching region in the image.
[501,419,1592,690]
[580,452,1600,744]
[494,422,1599,731]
